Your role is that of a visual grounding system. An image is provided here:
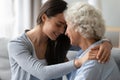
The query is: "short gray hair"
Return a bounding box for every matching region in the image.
[64,2,105,40]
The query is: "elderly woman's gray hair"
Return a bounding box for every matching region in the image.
[64,2,105,40]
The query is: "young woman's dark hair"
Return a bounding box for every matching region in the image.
[37,0,70,65]
[37,0,67,24]
[46,34,70,65]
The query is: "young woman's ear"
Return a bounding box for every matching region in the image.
[41,14,48,22]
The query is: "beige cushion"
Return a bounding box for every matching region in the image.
[0,37,11,80]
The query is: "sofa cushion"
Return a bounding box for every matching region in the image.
[111,48,120,70]
[0,37,11,80]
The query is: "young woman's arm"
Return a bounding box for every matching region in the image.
[8,40,78,80]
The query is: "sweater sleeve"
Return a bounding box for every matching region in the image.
[8,40,76,80]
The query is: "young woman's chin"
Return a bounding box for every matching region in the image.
[49,36,57,41]
[47,33,57,41]
[49,37,56,41]
[51,38,56,41]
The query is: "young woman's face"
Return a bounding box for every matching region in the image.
[42,13,66,40]
[65,22,81,46]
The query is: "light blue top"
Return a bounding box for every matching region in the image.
[68,41,120,80]
[8,32,76,80]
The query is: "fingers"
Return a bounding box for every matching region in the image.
[87,50,97,60]
[81,50,97,64]
[98,50,111,63]
[96,43,111,63]
[102,51,110,62]
[96,45,103,59]
[98,51,106,63]
[90,41,112,63]
[91,45,101,59]
[89,54,97,60]
[91,44,107,63]
[91,45,99,50]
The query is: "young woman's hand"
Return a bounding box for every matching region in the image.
[74,41,112,68]
[91,41,112,63]
[74,50,98,68]
[81,50,98,64]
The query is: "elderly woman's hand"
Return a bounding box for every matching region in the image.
[91,41,112,63]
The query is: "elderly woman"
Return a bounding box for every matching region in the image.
[64,2,120,80]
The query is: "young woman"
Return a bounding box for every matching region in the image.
[8,0,112,80]
[65,2,120,80]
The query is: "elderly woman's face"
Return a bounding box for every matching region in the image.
[65,22,80,46]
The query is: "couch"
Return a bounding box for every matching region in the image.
[0,37,11,80]
[0,37,120,80]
